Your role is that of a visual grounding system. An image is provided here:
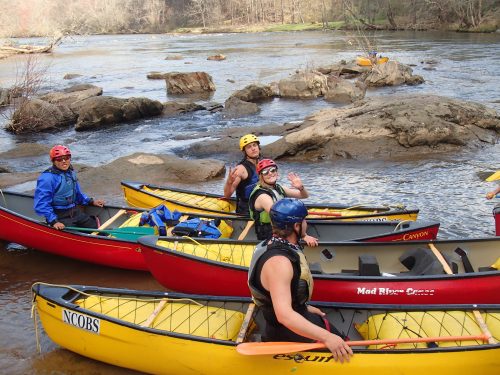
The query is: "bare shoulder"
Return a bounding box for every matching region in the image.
[235,163,249,179]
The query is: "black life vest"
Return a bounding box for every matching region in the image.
[248,238,313,326]
[235,159,258,214]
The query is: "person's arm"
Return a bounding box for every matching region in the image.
[254,192,274,213]
[262,256,352,362]
[223,165,246,199]
[486,185,500,200]
[34,174,58,225]
[284,172,309,199]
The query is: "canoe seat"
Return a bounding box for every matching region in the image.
[399,248,457,275]
[359,254,380,276]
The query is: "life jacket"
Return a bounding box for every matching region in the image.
[248,238,313,317]
[45,166,78,209]
[139,204,181,236]
[171,217,222,239]
[235,159,258,213]
[248,183,286,240]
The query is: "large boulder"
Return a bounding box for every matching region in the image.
[162,101,205,116]
[223,97,260,118]
[278,71,328,99]
[75,96,163,131]
[76,153,226,198]
[164,72,216,94]
[6,98,76,133]
[363,61,424,87]
[38,84,103,112]
[263,94,500,160]
[229,84,275,102]
[324,77,366,103]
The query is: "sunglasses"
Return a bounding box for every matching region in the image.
[54,156,71,162]
[261,166,278,176]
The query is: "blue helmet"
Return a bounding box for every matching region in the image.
[270,198,308,229]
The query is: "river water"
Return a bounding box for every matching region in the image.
[0,30,499,374]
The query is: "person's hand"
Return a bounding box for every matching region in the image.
[486,191,497,200]
[302,234,318,247]
[93,199,105,207]
[53,222,65,230]
[287,172,304,190]
[323,333,353,363]
[226,167,238,185]
[307,304,325,317]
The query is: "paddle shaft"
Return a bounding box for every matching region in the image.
[236,334,489,355]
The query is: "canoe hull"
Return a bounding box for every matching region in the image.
[33,284,500,375]
[0,191,147,270]
[139,236,500,305]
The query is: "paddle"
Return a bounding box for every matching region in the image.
[236,334,489,355]
[65,226,155,241]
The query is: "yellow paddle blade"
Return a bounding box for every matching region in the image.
[486,171,500,182]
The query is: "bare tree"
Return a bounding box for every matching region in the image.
[4,54,51,133]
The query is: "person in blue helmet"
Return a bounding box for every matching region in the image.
[223,134,261,215]
[248,198,353,363]
[34,145,105,230]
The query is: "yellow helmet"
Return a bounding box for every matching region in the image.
[239,134,260,151]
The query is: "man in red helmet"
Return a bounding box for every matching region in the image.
[248,158,318,245]
[223,134,262,215]
[34,145,105,230]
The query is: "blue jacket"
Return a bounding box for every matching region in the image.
[34,166,92,224]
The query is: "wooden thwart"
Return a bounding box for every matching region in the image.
[98,209,127,230]
[237,221,254,241]
[91,209,127,235]
[236,303,256,343]
[428,243,497,345]
[142,300,167,328]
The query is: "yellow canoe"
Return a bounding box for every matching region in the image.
[33,283,500,375]
[121,181,419,222]
[356,56,389,66]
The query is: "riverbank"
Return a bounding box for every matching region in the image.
[171,20,499,35]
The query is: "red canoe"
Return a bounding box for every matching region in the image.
[0,191,148,270]
[0,191,437,269]
[138,235,500,305]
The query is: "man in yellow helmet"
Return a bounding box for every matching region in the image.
[223,134,261,215]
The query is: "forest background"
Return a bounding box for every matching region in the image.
[0,0,498,38]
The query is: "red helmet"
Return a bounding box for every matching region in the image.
[256,158,277,175]
[49,145,71,161]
